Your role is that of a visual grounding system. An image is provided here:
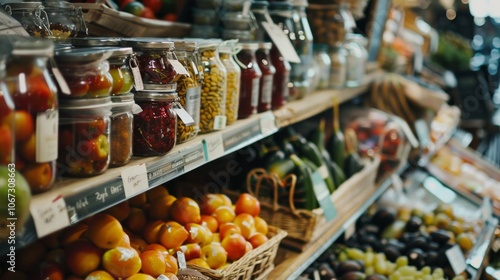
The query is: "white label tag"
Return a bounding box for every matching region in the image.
[36,111,58,162]
[30,194,70,238]
[174,102,195,126]
[261,75,273,103]
[203,134,224,161]
[259,111,277,136]
[121,163,149,198]
[185,87,201,124]
[318,165,329,179]
[130,57,144,91]
[51,66,71,95]
[168,59,189,76]
[213,115,227,130]
[176,251,187,269]
[262,21,301,63]
[251,78,260,107]
[446,245,467,275]
[344,221,356,240]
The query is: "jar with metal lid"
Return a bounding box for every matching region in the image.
[2,35,58,193]
[343,33,368,87]
[256,42,275,113]
[221,12,257,32]
[219,41,241,126]
[133,92,177,156]
[58,97,112,177]
[222,29,252,42]
[107,47,135,96]
[55,48,114,98]
[307,4,347,47]
[313,44,331,89]
[110,94,135,167]
[173,40,201,143]
[251,1,270,42]
[328,44,347,88]
[121,38,178,92]
[198,41,227,133]
[269,45,290,110]
[3,2,50,37]
[40,0,77,41]
[236,42,261,119]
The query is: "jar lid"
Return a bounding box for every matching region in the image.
[3,2,43,10]
[268,2,292,11]
[71,37,121,47]
[59,96,112,111]
[121,38,175,49]
[258,42,272,50]
[238,42,259,51]
[111,94,134,103]
[222,29,251,41]
[111,94,135,111]
[55,47,111,64]
[251,1,269,10]
[0,35,54,57]
[104,47,133,57]
[43,0,74,9]
[134,92,179,102]
[142,83,177,92]
[173,41,198,52]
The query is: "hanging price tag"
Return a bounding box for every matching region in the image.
[445,245,467,275]
[36,111,58,162]
[30,195,70,238]
[121,163,149,198]
[174,103,195,126]
[311,171,337,221]
[203,134,224,161]
[129,55,144,91]
[261,21,301,63]
[168,59,189,76]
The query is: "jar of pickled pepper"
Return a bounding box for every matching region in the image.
[173,41,201,143]
[198,41,227,133]
[110,94,135,166]
[133,92,177,156]
[219,41,241,125]
[58,97,112,177]
[121,38,178,92]
[3,36,59,193]
[256,42,275,113]
[236,42,261,119]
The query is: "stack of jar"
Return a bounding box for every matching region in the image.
[220,0,257,42]
[190,0,221,39]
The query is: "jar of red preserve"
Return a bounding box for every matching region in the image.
[256,42,275,113]
[54,48,113,98]
[133,92,177,156]
[236,42,261,119]
[269,45,290,110]
[121,38,178,92]
[58,97,112,177]
[110,94,136,167]
[3,35,58,193]
[0,55,15,167]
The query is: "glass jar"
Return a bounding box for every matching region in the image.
[133,92,177,156]
[307,4,347,48]
[344,33,368,87]
[121,38,178,91]
[174,41,201,143]
[41,0,77,41]
[110,94,135,167]
[55,48,114,98]
[221,12,256,31]
[270,45,290,110]
[256,42,275,113]
[313,44,331,90]
[3,36,58,193]
[58,97,112,177]
[329,44,347,88]
[236,43,261,119]
[219,41,241,125]
[198,41,227,133]
[251,1,270,42]
[3,2,50,37]
[0,58,15,166]
[108,47,135,96]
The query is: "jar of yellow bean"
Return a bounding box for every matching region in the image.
[219,40,241,126]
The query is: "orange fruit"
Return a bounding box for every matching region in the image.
[117,231,132,248]
[164,254,179,274]
[130,236,149,254]
[147,195,177,220]
[234,193,260,217]
[104,201,131,221]
[249,232,269,248]
[126,207,147,233]
[216,194,233,207]
[169,197,201,225]
[219,222,241,240]
[198,194,226,215]
[254,216,268,235]
[125,273,156,280]
[87,213,124,249]
[129,192,147,207]
[60,224,88,247]
[157,223,189,249]
[140,250,167,277]
[144,243,169,257]
[200,215,218,233]
[102,247,142,278]
[142,220,164,244]
[85,270,114,279]
[213,205,235,224]
[201,243,227,269]
[146,186,169,203]
[65,239,102,277]
[187,258,211,269]
[233,213,256,239]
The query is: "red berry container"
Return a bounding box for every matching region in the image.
[236,42,261,119]
[256,42,275,113]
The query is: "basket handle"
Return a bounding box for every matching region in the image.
[256,174,280,211]
[279,173,300,216]
[246,168,267,197]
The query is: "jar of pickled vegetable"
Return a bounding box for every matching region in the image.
[121,38,178,92]
[3,2,50,37]
[256,42,275,113]
[0,56,15,166]
[110,94,135,167]
[3,36,58,193]
[58,97,112,177]
[108,47,135,96]
[41,0,77,41]
[133,92,177,156]
[174,40,201,143]
[269,45,290,110]
[198,41,227,133]
[236,42,261,119]
[219,41,241,126]
[54,48,114,98]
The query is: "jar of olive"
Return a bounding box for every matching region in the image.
[219,40,241,126]
[198,40,227,133]
[173,40,201,143]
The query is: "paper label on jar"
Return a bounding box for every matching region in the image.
[261,22,301,64]
[129,57,144,91]
[213,115,227,130]
[36,110,58,162]
[174,102,195,126]
[185,86,201,124]
[251,78,260,107]
[168,59,189,76]
[261,75,273,104]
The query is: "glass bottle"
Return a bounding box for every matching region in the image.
[236,43,262,119]
[313,44,331,90]
[269,45,290,110]
[219,41,241,125]
[58,97,112,176]
[174,40,201,143]
[3,36,58,193]
[329,44,347,88]
[110,94,135,167]
[256,42,275,113]
[133,92,178,156]
[198,41,227,133]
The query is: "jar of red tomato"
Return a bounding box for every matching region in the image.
[2,36,58,193]
[256,42,275,113]
[236,42,261,119]
[54,48,114,98]
[121,38,178,92]
[58,97,112,177]
[133,92,177,156]
[110,94,136,167]
[269,45,290,110]
[107,47,135,96]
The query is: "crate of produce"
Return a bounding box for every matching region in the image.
[187,225,287,280]
[74,3,191,38]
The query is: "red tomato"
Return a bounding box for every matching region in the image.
[140,6,157,19]
[141,0,162,13]
[11,75,55,113]
[87,74,112,97]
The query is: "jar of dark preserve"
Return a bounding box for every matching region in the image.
[256,42,275,113]
[236,43,261,119]
[133,92,177,156]
[110,94,135,167]
[58,97,112,177]
[269,45,290,110]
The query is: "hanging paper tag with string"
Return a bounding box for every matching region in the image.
[129,55,144,91]
[173,102,195,126]
[261,21,301,63]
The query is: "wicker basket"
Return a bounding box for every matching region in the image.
[186,226,287,280]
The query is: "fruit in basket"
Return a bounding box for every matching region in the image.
[158,223,189,249]
[200,215,218,233]
[126,273,156,280]
[213,205,236,224]
[187,258,210,269]
[249,232,268,249]
[102,247,142,278]
[87,213,124,249]
[219,222,241,240]
[65,239,102,277]
[233,213,256,239]
[164,254,179,274]
[178,243,202,261]
[139,250,166,277]
[169,197,201,225]
[199,193,226,215]
[30,260,65,280]
[85,270,115,279]
[185,223,212,246]
[221,233,247,261]
[235,193,261,217]
[201,243,227,269]
[148,194,176,220]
